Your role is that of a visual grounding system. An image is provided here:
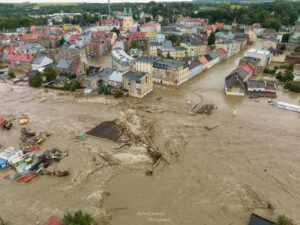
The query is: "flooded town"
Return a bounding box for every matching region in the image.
[0,1,300,225]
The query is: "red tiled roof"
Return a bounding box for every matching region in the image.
[235,63,254,74]
[178,17,207,23]
[2,46,14,54]
[145,23,159,27]
[266,83,276,90]
[265,91,276,98]
[216,48,226,56]
[199,56,208,64]
[216,23,224,27]
[21,34,38,40]
[204,25,213,31]
[43,216,64,225]
[6,52,33,62]
[129,32,146,39]
[69,34,79,42]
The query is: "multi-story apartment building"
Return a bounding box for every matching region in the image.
[152,59,189,86]
[180,42,207,57]
[135,55,159,74]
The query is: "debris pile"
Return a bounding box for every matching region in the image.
[0,118,12,130]
[45,168,69,177]
[19,128,48,151]
[115,119,138,143]
[191,104,217,115]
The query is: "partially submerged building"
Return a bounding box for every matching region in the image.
[152,59,189,86]
[122,70,153,98]
[225,63,254,96]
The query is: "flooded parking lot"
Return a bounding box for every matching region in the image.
[0,41,299,225]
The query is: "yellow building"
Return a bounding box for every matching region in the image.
[160,47,187,59]
[59,25,81,33]
[152,59,189,86]
[122,70,153,98]
[180,42,207,57]
[135,55,159,74]
[148,42,162,56]
[122,8,134,31]
[180,28,191,34]
[146,31,156,39]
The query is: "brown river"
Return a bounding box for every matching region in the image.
[0,40,299,225]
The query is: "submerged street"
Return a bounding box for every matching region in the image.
[0,40,299,225]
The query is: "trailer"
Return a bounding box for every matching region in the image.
[277,101,300,113]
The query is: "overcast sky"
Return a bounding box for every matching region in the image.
[2,0,190,3]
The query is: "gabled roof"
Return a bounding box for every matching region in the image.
[216,23,224,27]
[225,72,246,90]
[109,71,125,83]
[129,32,146,39]
[43,216,64,225]
[208,51,219,59]
[204,24,213,31]
[136,55,159,63]
[6,52,33,62]
[199,56,208,64]
[189,59,202,70]
[31,56,47,65]
[123,70,148,81]
[56,59,72,69]
[216,48,226,56]
[204,54,213,62]
[235,63,254,74]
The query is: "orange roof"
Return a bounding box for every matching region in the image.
[216,48,226,56]
[204,25,213,31]
[235,63,254,74]
[216,23,224,27]
[199,56,208,64]
[21,34,38,40]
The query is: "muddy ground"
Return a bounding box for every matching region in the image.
[0,41,300,225]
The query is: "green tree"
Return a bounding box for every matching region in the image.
[58,37,65,47]
[130,40,139,49]
[114,90,123,98]
[62,16,71,24]
[274,215,295,225]
[69,80,80,91]
[29,75,43,88]
[98,85,105,94]
[62,210,94,225]
[167,34,178,46]
[282,34,290,43]
[8,70,15,78]
[280,44,286,50]
[145,17,151,23]
[160,19,168,26]
[208,31,216,46]
[111,27,120,37]
[44,66,58,82]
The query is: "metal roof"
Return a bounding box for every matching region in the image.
[123,70,148,81]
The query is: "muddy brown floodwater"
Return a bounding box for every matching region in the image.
[0,40,299,225]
